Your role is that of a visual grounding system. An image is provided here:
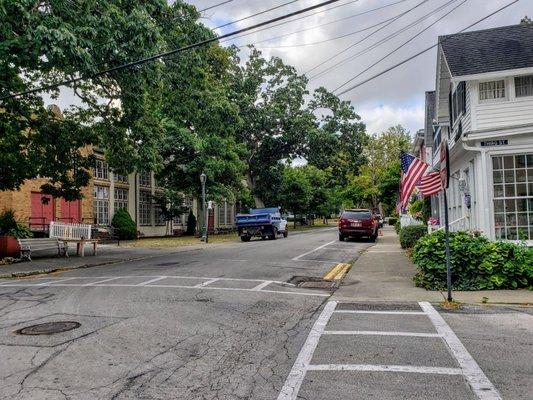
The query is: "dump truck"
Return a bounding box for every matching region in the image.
[235,207,288,242]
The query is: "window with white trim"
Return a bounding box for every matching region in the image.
[114,173,128,184]
[515,75,533,98]
[217,201,234,227]
[479,80,505,101]
[93,186,110,225]
[94,160,109,180]
[139,190,152,226]
[114,188,128,211]
[492,154,533,241]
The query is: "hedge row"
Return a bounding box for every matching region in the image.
[412,230,533,291]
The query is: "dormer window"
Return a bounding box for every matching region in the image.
[479,80,505,101]
[515,75,533,97]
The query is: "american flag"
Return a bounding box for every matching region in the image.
[400,152,428,208]
[418,171,442,196]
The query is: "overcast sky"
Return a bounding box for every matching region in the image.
[188,0,529,136]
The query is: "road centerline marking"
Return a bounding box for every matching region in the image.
[277,301,337,400]
[419,302,502,399]
[292,240,336,261]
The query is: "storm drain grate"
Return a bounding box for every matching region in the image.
[15,321,81,335]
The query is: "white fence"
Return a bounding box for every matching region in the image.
[49,221,92,240]
[400,214,424,228]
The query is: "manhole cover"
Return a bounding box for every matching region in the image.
[16,321,81,335]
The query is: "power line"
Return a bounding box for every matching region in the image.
[198,0,233,13]
[310,0,458,81]
[1,0,343,100]
[304,0,430,76]
[336,0,520,96]
[218,0,361,44]
[213,0,301,29]
[333,0,467,93]
[244,0,410,48]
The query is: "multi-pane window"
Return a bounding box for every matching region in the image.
[217,201,234,227]
[114,188,128,212]
[114,173,128,184]
[93,186,110,225]
[515,75,533,98]
[479,80,506,101]
[154,203,166,226]
[492,154,533,241]
[94,160,109,180]
[139,171,151,187]
[139,190,152,226]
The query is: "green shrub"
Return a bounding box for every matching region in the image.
[394,220,401,234]
[399,225,427,249]
[8,225,33,239]
[0,209,17,235]
[412,230,533,290]
[388,217,398,226]
[111,208,137,240]
[186,210,196,236]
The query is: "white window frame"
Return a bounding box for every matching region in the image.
[94,159,109,180]
[114,188,129,212]
[93,185,110,225]
[515,75,533,98]
[139,190,152,226]
[491,154,533,241]
[479,79,507,102]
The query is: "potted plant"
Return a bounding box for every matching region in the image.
[0,209,33,257]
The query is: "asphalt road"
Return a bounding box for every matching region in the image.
[0,228,531,399]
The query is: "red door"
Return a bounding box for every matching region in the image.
[30,192,55,231]
[208,209,215,233]
[60,199,81,223]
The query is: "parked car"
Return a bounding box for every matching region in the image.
[235,207,288,242]
[338,209,379,242]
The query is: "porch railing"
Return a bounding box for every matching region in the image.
[433,216,471,233]
[49,221,92,240]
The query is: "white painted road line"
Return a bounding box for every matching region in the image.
[307,364,463,375]
[35,277,78,286]
[334,310,426,315]
[323,330,442,338]
[136,276,167,286]
[277,301,338,400]
[251,280,273,291]
[420,302,502,400]
[83,277,123,286]
[292,240,336,261]
[194,278,220,288]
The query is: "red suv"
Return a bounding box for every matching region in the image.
[338,209,379,242]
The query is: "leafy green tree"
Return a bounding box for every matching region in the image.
[521,16,532,25]
[229,47,315,207]
[279,167,312,228]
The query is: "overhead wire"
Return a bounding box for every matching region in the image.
[198,0,234,13]
[242,0,410,49]
[336,0,520,96]
[213,0,301,29]
[1,0,344,100]
[310,0,458,81]
[332,0,468,93]
[304,0,430,76]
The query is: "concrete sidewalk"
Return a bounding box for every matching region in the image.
[334,226,533,305]
[0,243,204,279]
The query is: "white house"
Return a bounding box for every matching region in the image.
[428,23,533,245]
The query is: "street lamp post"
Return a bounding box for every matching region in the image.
[200,173,207,243]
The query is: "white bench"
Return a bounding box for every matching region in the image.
[18,238,68,261]
[49,221,98,257]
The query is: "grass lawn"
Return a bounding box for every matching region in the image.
[121,219,338,248]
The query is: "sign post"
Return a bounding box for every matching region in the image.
[440,142,452,301]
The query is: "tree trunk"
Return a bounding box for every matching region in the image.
[245,171,265,208]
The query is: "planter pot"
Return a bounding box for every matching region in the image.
[0,236,20,258]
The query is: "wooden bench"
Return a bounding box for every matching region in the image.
[18,238,68,261]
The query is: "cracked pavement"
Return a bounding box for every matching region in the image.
[0,228,369,399]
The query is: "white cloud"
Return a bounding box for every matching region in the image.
[359,104,424,136]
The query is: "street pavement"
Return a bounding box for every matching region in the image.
[0,228,531,399]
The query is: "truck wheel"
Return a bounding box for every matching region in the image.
[283,230,288,238]
[270,228,277,240]
[241,236,251,242]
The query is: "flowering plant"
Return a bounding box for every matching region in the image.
[428,217,439,226]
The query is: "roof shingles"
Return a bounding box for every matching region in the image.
[439,24,533,77]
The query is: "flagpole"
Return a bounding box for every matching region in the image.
[443,188,452,302]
